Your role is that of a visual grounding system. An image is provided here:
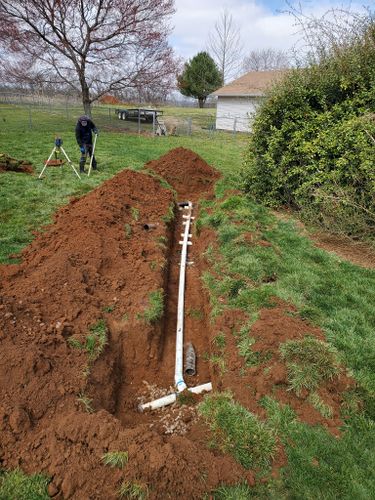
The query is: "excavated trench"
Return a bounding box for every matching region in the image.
[0,148,249,499]
[0,147,355,498]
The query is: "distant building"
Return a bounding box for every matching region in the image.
[212,70,286,132]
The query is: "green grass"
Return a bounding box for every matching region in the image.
[0,469,49,500]
[199,392,276,470]
[198,193,375,496]
[77,392,94,413]
[280,336,341,396]
[86,320,108,361]
[101,451,128,469]
[139,289,164,324]
[0,104,246,264]
[118,481,148,499]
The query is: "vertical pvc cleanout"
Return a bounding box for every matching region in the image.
[174,202,193,392]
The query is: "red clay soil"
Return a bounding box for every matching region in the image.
[0,147,354,498]
[0,153,34,174]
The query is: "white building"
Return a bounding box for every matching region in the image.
[213,70,286,132]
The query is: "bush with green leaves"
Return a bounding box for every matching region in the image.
[243,22,375,238]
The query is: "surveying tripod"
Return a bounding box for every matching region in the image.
[38,137,81,179]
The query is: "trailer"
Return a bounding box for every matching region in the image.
[115,107,163,123]
[115,107,167,135]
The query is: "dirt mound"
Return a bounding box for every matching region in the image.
[145,147,220,200]
[0,153,34,174]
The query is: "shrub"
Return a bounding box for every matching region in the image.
[242,22,375,238]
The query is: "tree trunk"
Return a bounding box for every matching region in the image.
[79,73,92,117]
[198,97,206,108]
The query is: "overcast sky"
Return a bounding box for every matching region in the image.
[169,0,367,61]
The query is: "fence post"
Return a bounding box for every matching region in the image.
[29,106,32,130]
[233,117,237,135]
[187,117,192,136]
[138,108,141,135]
[108,107,111,122]
[152,111,156,136]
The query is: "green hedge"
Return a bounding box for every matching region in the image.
[243,23,375,237]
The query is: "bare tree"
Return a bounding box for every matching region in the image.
[0,0,176,115]
[207,9,243,83]
[242,48,291,72]
[286,3,373,64]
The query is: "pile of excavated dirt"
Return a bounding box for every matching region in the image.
[0,153,34,174]
[146,146,221,200]
[0,147,355,498]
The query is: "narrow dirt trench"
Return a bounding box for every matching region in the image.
[111,202,212,428]
[158,205,211,388]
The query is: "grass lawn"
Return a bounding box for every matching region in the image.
[1,103,374,499]
[0,103,246,263]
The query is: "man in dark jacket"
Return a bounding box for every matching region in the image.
[75,115,98,173]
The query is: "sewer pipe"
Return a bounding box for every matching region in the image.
[174,202,193,392]
[138,382,212,412]
[138,202,212,411]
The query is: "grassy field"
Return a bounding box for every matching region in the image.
[1,103,375,499]
[0,103,245,263]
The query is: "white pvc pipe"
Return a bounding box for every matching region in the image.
[174,202,193,392]
[138,382,212,412]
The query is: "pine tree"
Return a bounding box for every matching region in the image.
[178,51,223,108]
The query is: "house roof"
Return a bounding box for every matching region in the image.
[213,70,287,97]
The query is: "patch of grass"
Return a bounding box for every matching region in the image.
[237,336,258,366]
[77,393,94,413]
[307,392,334,419]
[199,392,276,470]
[176,391,197,406]
[212,482,255,499]
[67,336,84,350]
[124,223,132,238]
[102,304,115,313]
[156,235,168,248]
[86,319,108,361]
[161,201,175,223]
[213,332,226,349]
[209,354,226,375]
[101,451,128,469]
[280,336,340,395]
[140,289,164,324]
[131,207,140,221]
[118,481,148,499]
[186,307,204,320]
[0,469,49,500]
[149,261,157,271]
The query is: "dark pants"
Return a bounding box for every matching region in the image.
[80,144,97,171]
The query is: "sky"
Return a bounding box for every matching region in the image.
[169,0,367,61]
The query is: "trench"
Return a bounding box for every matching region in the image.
[87,202,212,428]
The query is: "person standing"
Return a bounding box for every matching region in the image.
[75,115,98,173]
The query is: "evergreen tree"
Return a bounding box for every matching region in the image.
[178,51,223,108]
